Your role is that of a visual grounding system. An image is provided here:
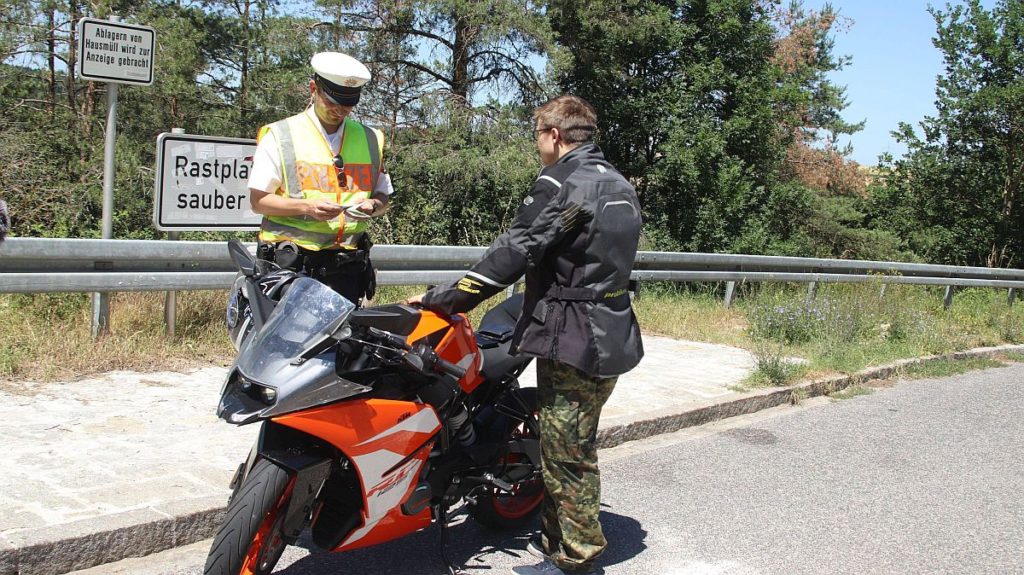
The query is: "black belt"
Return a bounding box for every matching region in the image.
[258,241,367,275]
[302,247,366,266]
[545,285,630,303]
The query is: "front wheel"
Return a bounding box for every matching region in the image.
[470,386,544,530]
[205,459,294,575]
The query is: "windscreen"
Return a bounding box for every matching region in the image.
[236,276,356,384]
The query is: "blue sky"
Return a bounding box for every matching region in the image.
[812,0,997,165]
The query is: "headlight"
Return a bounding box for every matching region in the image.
[236,375,276,405]
[260,386,277,404]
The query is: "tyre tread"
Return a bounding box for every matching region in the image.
[204,459,291,575]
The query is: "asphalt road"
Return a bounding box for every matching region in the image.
[78,362,1024,575]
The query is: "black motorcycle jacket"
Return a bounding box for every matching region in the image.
[421,143,644,377]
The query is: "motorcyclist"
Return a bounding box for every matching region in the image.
[408,95,644,575]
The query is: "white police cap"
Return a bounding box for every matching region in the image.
[311,52,371,106]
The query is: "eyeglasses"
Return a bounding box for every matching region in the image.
[534,127,553,134]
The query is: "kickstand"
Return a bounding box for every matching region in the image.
[435,503,467,575]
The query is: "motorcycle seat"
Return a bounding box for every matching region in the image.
[475,293,523,349]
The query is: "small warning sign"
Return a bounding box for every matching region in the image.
[77,18,155,86]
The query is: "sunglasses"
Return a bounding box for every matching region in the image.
[334,154,347,187]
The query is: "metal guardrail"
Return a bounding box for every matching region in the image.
[2,238,1024,295]
[3,237,1023,337]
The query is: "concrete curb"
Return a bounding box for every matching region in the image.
[3,497,226,575]
[4,343,1023,575]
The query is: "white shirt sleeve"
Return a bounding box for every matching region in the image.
[247,130,282,194]
[374,171,395,196]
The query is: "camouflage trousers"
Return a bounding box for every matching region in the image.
[536,359,618,572]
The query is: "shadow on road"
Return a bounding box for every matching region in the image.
[276,507,647,575]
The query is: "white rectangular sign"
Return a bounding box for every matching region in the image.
[154,133,261,231]
[77,17,155,86]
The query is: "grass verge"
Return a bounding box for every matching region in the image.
[829,383,874,400]
[899,357,1007,380]
[0,284,507,381]
[1002,351,1024,363]
[734,282,1024,385]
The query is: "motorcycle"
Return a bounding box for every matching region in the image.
[205,239,542,575]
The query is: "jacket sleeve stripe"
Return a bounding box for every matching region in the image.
[602,199,638,215]
[537,175,562,188]
[466,271,509,288]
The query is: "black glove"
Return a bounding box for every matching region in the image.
[559,201,593,234]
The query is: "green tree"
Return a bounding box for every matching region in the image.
[383,103,540,245]
[749,1,909,261]
[312,0,556,245]
[0,0,105,238]
[870,0,1024,267]
[321,0,555,107]
[550,0,787,252]
[0,0,321,239]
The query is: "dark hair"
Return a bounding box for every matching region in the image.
[533,95,598,144]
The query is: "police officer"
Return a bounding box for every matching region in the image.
[408,95,644,575]
[247,51,393,305]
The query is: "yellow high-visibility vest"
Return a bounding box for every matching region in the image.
[257,111,384,250]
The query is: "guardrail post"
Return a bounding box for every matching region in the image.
[90,259,114,339]
[879,283,887,299]
[806,281,818,303]
[1009,288,1017,307]
[162,128,187,339]
[943,286,955,310]
[724,281,737,308]
[90,290,110,339]
[164,231,180,338]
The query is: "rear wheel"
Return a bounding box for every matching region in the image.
[470,386,544,530]
[204,459,294,575]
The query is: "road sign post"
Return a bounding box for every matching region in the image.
[78,15,156,339]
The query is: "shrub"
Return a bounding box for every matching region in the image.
[749,298,833,344]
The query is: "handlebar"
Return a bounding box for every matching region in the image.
[367,327,411,351]
[367,327,467,380]
[433,356,467,380]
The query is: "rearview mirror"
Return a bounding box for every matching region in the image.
[227,238,256,277]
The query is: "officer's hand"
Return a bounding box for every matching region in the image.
[307,200,344,221]
[404,293,425,306]
[354,198,378,215]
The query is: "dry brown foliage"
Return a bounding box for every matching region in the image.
[770,3,864,195]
